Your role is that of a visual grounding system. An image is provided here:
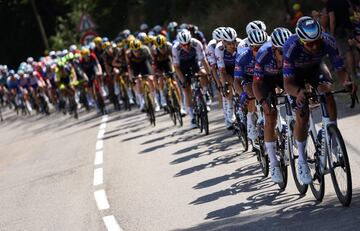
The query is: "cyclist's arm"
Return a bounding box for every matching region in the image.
[172,45,185,82]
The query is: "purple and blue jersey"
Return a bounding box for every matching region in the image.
[283,33,344,79]
[254,41,283,81]
[234,47,255,80]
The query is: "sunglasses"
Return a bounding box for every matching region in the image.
[223,41,236,46]
[273,47,283,55]
[181,43,191,48]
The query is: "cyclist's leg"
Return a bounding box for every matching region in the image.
[242,76,256,140]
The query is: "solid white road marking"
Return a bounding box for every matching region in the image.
[103,215,123,231]
[100,123,107,130]
[93,168,103,186]
[94,150,103,166]
[94,189,110,210]
[102,115,109,123]
[96,140,104,150]
[98,129,105,139]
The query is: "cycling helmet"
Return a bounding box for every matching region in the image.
[93,36,102,44]
[14,74,19,79]
[168,21,178,31]
[295,16,321,42]
[222,27,237,42]
[27,57,34,63]
[179,23,188,30]
[153,25,162,34]
[69,44,77,52]
[140,23,149,31]
[62,49,68,56]
[271,27,292,48]
[212,27,224,41]
[102,37,109,43]
[130,39,142,50]
[177,29,192,44]
[102,41,111,50]
[246,20,267,35]
[248,29,268,46]
[18,69,24,76]
[81,48,90,56]
[154,35,167,48]
[9,69,15,76]
[137,32,148,42]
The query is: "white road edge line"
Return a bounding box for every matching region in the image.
[102,115,109,122]
[93,168,103,186]
[96,140,104,150]
[94,189,110,210]
[103,215,123,231]
[94,150,103,166]
[98,129,105,139]
[100,123,107,130]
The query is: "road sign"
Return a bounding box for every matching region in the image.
[80,31,98,45]
[77,13,96,32]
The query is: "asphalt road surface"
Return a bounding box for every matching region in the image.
[0,98,360,231]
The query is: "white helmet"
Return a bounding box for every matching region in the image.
[271,27,292,48]
[246,20,267,35]
[137,32,147,42]
[248,29,268,46]
[140,23,148,31]
[177,29,192,44]
[69,44,77,52]
[212,27,224,41]
[222,27,237,42]
[168,21,178,31]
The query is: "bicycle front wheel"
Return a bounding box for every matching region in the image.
[327,124,352,206]
[277,128,288,190]
[172,89,183,126]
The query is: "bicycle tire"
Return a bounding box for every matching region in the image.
[234,113,248,152]
[172,89,183,127]
[199,94,209,135]
[256,140,269,177]
[146,92,156,126]
[288,120,308,195]
[307,130,325,202]
[167,91,176,125]
[277,128,288,190]
[327,124,352,206]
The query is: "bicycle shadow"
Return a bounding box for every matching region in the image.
[173,189,360,231]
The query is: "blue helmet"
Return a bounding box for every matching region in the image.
[295,16,321,42]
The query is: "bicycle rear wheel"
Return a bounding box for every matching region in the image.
[307,130,325,202]
[146,93,156,126]
[277,128,288,190]
[327,124,352,206]
[288,121,308,195]
[199,95,209,135]
[172,89,183,127]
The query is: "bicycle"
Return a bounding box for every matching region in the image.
[233,92,249,152]
[161,72,183,126]
[118,74,131,111]
[186,73,209,135]
[135,74,156,126]
[305,89,357,206]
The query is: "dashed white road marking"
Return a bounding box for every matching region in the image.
[98,129,105,139]
[93,168,103,186]
[96,139,104,150]
[94,150,103,166]
[103,215,123,231]
[94,189,110,210]
[101,115,109,123]
[100,123,107,130]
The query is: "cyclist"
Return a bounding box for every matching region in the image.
[283,16,357,184]
[242,20,268,47]
[172,29,211,128]
[126,39,159,111]
[215,27,241,130]
[234,29,269,141]
[253,27,292,183]
[17,70,32,111]
[167,21,178,43]
[79,48,103,110]
[151,34,185,112]
[187,24,207,47]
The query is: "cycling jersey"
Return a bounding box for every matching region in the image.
[206,39,217,66]
[126,46,153,76]
[283,33,345,79]
[172,38,205,74]
[254,41,283,81]
[234,47,256,85]
[6,77,19,90]
[80,54,99,80]
[18,77,30,89]
[214,41,239,76]
[151,42,173,73]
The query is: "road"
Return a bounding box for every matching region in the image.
[0,98,360,231]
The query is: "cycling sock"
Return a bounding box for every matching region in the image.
[296,140,307,164]
[265,142,279,167]
[187,106,194,120]
[228,100,235,123]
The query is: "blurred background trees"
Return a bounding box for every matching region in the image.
[0,0,323,68]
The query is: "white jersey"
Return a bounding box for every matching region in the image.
[215,38,244,70]
[206,39,218,66]
[172,38,206,65]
